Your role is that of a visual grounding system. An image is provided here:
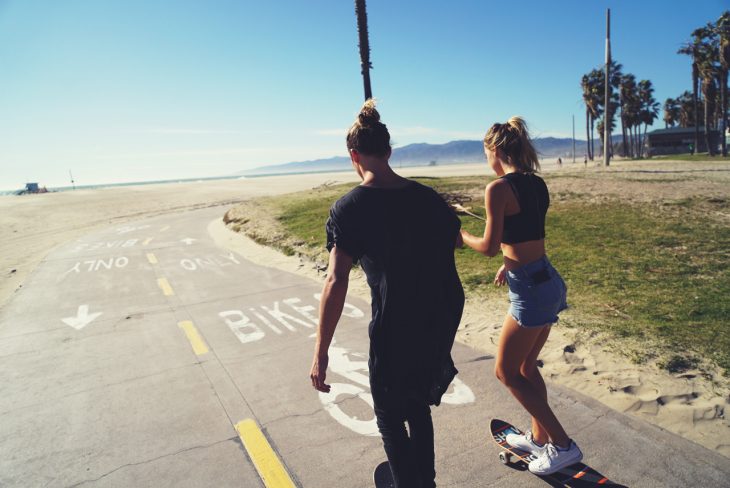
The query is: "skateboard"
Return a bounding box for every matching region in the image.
[490,419,620,487]
[373,461,395,488]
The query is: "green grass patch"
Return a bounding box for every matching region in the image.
[652,153,730,162]
[260,177,730,375]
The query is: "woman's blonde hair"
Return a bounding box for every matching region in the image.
[346,99,391,157]
[483,116,540,173]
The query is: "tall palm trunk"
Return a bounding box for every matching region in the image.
[621,116,628,157]
[692,63,700,154]
[627,124,632,158]
[722,70,728,156]
[591,115,596,161]
[631,125,639,158]
[354,0,373,100]
[585,109,591,160]
[703,77,717,155]
[630,125,635,158]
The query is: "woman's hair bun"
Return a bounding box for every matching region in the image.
[483,115,540,173]
[358,98,381,125]
[506,116,528,136]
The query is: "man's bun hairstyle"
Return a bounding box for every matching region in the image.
[346,99,391,157]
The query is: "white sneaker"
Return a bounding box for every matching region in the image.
[505,430,547,456]
[528,441,583,475]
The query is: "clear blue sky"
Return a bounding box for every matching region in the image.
[0,0,726,188]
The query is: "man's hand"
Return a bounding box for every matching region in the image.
[309,245,351,393]
[310,352,330,393]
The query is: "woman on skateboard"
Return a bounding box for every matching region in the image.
[460,117,583,475]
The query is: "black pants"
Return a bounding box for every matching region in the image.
[371,383,436,488]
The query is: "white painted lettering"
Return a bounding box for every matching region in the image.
[180,259,197,271]
[219,310,265,344]
[63,262,82,276]
[262,302,313,330]
[250,308,282,335]
[95,258,113,271]
[283,298,318,324]
[195,257,215,267]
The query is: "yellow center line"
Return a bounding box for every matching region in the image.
[177,321,209,355]
[157,277,174,296]
[235,419,296,488]
[142,237,153,246]
[146,253,158,265]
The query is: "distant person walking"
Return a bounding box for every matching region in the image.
[310,100,464,487]
[584,155,587,168]
[557,157,562,167]
[459,117,582,475]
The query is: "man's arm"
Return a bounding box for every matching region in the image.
[310,245,353,392]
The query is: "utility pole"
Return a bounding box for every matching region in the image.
[604,8,611,166]
[572,114,576,164]
[69,170,75,190]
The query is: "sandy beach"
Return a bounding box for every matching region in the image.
[3,159,729,458]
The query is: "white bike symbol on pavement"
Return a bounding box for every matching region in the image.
[318,342,476,436]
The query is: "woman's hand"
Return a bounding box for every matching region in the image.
[494,264,506,287]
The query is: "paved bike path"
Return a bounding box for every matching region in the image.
[0,207,728,487]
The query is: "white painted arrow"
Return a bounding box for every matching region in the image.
[181,238,196,245]
[61,305,102,330]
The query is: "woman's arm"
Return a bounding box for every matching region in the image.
[460,180,506,257]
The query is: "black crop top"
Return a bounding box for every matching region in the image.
[500,172,549,244]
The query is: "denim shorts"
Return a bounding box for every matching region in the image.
[506,255,568,328]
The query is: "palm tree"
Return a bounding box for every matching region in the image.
[716,11,730,156]
[663,98,680,128]
[620,74,637,156]
[581,72,602,160]
[638,80,660,156]
[354,0,373,100]
[679,33,703,154]
[677,90,701,128]
[589,69,606,159]
[581,74,593,159]
[695,25,719,155]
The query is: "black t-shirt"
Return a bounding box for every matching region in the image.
[325,180,464,403]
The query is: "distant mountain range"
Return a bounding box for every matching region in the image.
[239,137,588,176]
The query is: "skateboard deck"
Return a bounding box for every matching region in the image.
[490,418,619,487]
[373,461,395,488]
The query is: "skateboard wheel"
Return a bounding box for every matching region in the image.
[499,451,511,465]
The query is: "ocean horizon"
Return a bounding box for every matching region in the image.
[1,157,574,196]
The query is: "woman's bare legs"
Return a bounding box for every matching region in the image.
[521,324,551,445]
[494,314,569,447]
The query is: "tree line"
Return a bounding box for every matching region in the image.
[665,11,730,157]
[581,10,729,160]
[581,61,658,160]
